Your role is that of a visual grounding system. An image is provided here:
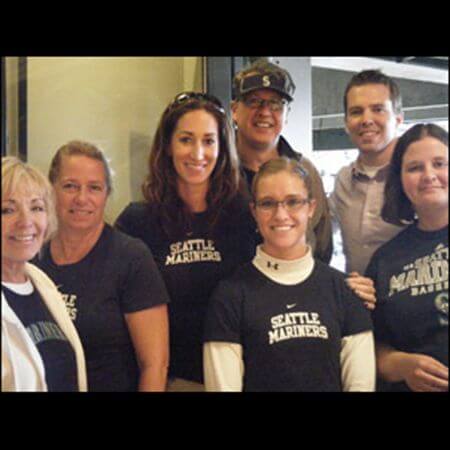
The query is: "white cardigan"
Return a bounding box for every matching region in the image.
[2,263,87,392]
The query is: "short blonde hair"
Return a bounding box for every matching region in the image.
[2,156,58,242]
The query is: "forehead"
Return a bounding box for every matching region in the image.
[59,155,106,179]
[403,137,449,161]
[175,109,218,131]
[3,173,46,200]
[3,183,45,203]
[256,171,307,196]
[346,83,392,106]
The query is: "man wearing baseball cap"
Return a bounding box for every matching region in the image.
[232,59,333,263]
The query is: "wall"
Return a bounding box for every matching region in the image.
[25,57,202,223]
[273,57,313,156]
[5,57,19,157]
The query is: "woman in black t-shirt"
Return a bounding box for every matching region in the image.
[116,92,257,391]
[203,157,374,392]
[366,123,448,392]
[36,141,170,392]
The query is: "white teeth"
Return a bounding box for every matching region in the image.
[255,123,271,128]
[13,236,34,241]
[186,163,206,171]
[272,226,293,231]
[70,210,90,214]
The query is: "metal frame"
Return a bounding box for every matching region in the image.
[1,58,5,157]
[205,57,247,110]
[18,57,27,161]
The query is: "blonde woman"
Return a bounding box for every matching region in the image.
[2,156,86,392]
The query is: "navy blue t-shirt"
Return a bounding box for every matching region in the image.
[366,224,448,392]
[115,200,257,383]
[204,260,373,392]
[2,284,78,392]
[35,224,170,392]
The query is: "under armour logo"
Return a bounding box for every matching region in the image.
[267,261,279,270]
[262,75,271,87]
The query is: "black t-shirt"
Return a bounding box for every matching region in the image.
[115,200,257,383]
[35,224,170,392]
[2,284,78,392]
[366,224,448,392]
[204,260,373,392]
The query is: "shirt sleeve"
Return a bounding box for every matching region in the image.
[204,279,244,344]
[328,190,337,219]
[300,156,333,264]
[341,279,374,337]
[203,342,243,392]
[340,331,376,392]
[120,238,170,313]
[365,251,391,344]
[114,203,135,235]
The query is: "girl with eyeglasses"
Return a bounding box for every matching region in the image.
[203,157,375,392]
[115,92,257,391]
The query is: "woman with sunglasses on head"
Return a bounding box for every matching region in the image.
[35,141,170,392]
[203,157,375,392]
[365,124,448,392]
[2,157,86,392]
[115,92,257,391]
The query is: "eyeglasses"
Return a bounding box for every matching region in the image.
[243,96,289,112]
[255,197,310,213]
[171,91,226,115]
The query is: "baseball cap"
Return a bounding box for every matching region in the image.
[233,61,296,102]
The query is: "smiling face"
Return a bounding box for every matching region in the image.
[232,88,288,152]
[345,83,403,165]
[252,170,316,260]
[53,155,108,233]
[401,136,449,218]
[170,109,220,191]
[2,185,48,281]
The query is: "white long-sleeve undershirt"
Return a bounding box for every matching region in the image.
[203,246,375,392]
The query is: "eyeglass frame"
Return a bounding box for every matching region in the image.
[254,196,311,213]
[241,95,289,112]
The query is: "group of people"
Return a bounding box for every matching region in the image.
[2,59,448,392]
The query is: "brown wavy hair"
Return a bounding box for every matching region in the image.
[142,92,245,237]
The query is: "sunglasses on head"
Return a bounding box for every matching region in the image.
[170,92,226,115]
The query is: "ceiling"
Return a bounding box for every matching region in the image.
[373,56,449,71]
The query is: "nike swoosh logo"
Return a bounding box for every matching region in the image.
[287,304,297,309]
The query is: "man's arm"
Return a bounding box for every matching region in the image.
[300,156,333,263]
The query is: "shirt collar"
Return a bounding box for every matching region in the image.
[252,245,315,285]
[351,158,390,181]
